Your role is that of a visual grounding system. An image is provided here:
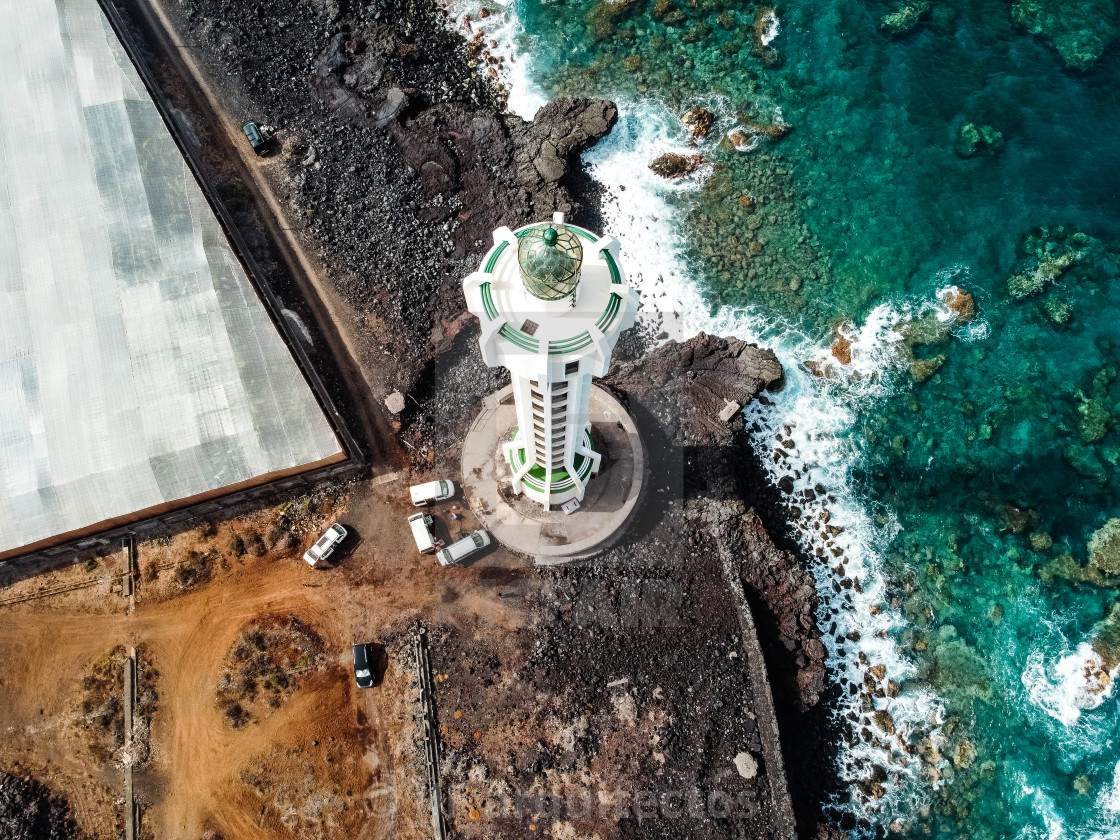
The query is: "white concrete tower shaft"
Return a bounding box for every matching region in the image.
[462,213,638,508]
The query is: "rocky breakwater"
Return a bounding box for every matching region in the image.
[606,335,827,710]
[170,0,616,394]
[607,333,834,834]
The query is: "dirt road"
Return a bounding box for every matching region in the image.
[0,476,524,840]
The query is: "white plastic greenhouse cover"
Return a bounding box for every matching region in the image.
[0,0,344,556]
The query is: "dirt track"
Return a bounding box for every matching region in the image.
[0,477,523,840]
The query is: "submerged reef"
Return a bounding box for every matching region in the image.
[1006,226,1097,299]
[1011,0,1118,69]
[1094,601,1120,669]
[881,0,932,35]
[955,122,1004,157]
[1089,518,1120,581]
[1039,518,1120,587]
[586,0,639,41]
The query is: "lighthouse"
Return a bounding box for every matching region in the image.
[462,213,639,509]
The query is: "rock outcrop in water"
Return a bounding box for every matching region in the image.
[752,7,781,66]
[680,106,715,139]
[1007,227,1095,299]
[1011,0,1118,70]
[648,151,706,179]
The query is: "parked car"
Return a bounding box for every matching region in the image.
[408,512,436,554]
[410,479,454,507]
[241,120,275,155]
[353,642,374,688]
[303,523,347,567]
[436,530,491,567]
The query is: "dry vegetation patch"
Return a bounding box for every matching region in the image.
[216,614,326,727]
[0,772,81,840]
[171,550,216,590]
[137,482,352,600]
[79,645,158,767]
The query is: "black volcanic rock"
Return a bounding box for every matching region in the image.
[170,0,616,394]
[0,774,79,840]
[606,332,784,445]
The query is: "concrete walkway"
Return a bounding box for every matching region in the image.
[461,386,645,562]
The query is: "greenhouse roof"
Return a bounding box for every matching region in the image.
[0,0,343,557]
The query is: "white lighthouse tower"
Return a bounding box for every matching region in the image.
[463,213,639,509]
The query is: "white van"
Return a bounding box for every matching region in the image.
[436,530,491,567]
[303,523,347,567]
[408,512,436,554]
[410,479,454,506]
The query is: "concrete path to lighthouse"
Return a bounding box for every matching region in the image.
[461,385,646,562]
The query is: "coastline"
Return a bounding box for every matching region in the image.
[123,0,833,833]
[109,0,840,834]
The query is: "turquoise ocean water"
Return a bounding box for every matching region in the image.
[457,0,1120,836]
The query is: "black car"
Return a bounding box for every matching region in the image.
[241,121,274,156]
[353,643,374,688]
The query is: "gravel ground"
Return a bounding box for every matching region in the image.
[424,335,835,840]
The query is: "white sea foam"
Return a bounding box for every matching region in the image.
[1023,641,1119,727]
[759,8,781,46]
[588,99,954,824]
[1077,760,1120,840]
[1012,771,1068,840]
[1094,760,1120,839]
[440,0,547,117]
[583,99,718,340]
[736,299,955,823]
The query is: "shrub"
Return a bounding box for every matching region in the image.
[0,773,81,840]
[264,523,285,549]
[244,531,266,557]
[223,700,247,728]
[173,551,210,590]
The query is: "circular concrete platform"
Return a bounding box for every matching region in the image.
[460,385,645,562]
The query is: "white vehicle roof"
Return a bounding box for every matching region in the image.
[438,530,490,565]
[408,513,435,552]
[410,480,452,504]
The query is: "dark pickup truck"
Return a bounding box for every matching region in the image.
[241,121,275,155]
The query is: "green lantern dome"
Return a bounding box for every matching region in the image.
[517,223,583,301]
